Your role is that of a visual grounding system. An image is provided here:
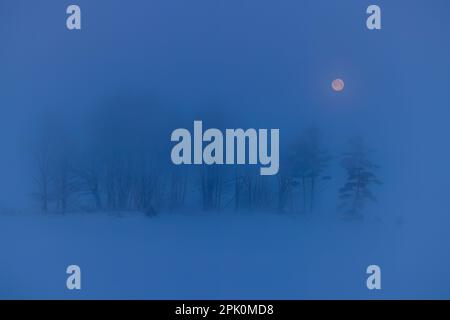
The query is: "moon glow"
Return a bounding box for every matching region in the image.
[332,78,345,92]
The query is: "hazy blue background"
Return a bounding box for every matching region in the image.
[1,0,450,299]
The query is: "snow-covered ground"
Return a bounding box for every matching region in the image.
[0,211,449,299]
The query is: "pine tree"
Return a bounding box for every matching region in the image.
[338,137,381,219]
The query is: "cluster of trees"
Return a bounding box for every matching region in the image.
[31,121,381,219]
[31,137,167,216]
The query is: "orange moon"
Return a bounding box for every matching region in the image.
[332,78,345,92]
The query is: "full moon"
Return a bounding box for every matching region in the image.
[332,78,345,92]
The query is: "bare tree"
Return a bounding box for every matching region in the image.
[55,156,70,213]
[200,167,222,211]
[168,170,188,212]
[32,144,53,213]
[132,170,165,216]
[74,156,103,211]
[291,127,331,213]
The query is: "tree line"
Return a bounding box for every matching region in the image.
[31,121,381,219]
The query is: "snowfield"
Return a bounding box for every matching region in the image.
[0,211,449,299]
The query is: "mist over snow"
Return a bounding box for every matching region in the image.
[2,211,447,299]
[1,0,450,298]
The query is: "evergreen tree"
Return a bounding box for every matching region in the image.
[338,137,381,219]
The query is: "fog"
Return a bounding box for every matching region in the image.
[1,0,450,298]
